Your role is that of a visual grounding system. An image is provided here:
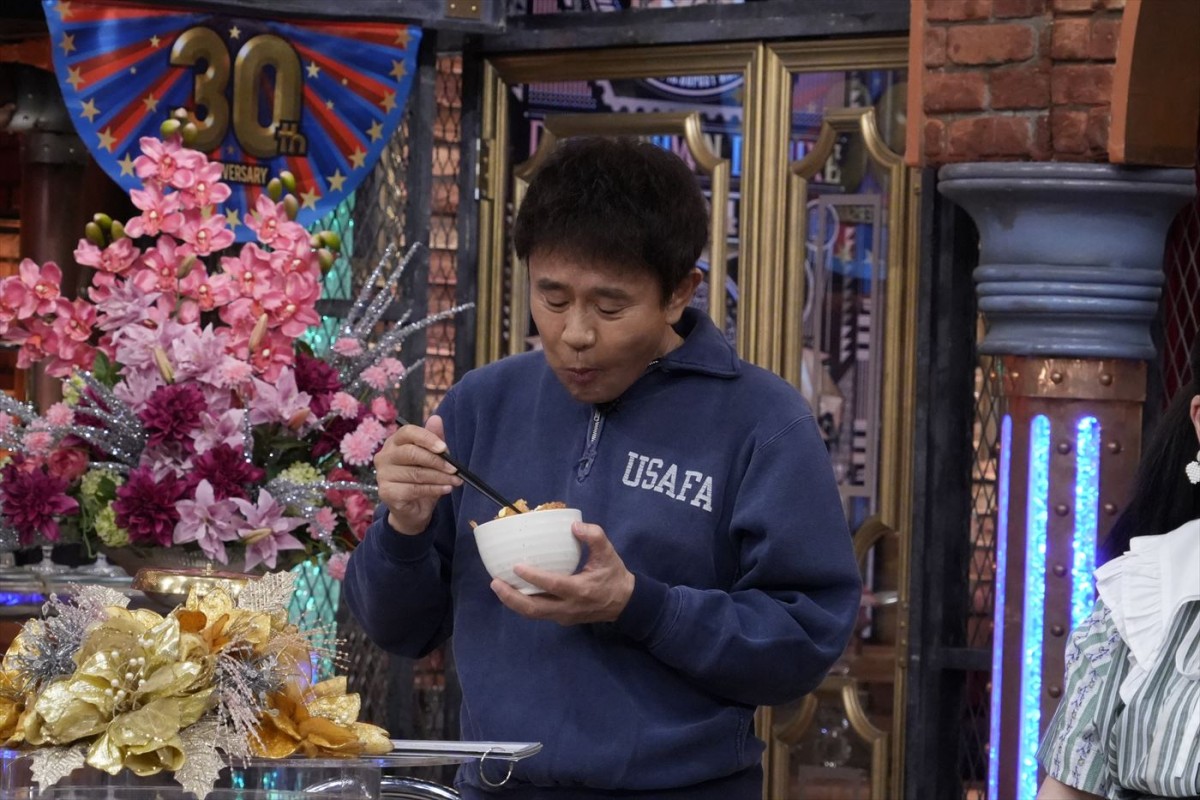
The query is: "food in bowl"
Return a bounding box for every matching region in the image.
[472,504,582,595]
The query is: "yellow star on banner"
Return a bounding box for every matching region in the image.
[66,66,84,91]
[79,98,99,122]
[149,35,161,48]
[130,67,138,75]
[143,94,159,112]
[394,27,409,47]
[97,128,116,152]
[117,153,136,176]
[380,91,396,113]
[300,188,320,210]
[225,209,241,228]
[306,62,320,79]
[55,1,73,19]
[325,99,334,110]
[59,34,75,54]
[349,148,367,170]
[327,170,346,193]
[367,121,383,142]
[229,25,241,40]
[389,60,406,81]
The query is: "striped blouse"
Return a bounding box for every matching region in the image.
[1038,522,1200,799]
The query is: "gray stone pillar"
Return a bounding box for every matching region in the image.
[939,163,1193,800]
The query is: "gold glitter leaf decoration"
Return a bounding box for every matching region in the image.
[28,745,86,789]
[174,719,223,800]
[236,572,295,614]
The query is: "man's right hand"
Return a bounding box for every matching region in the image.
[373,414,462,535]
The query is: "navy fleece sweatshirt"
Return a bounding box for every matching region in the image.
[345,308,861,797]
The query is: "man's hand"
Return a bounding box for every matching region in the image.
[491,521,636,625]
[373,414,461,535]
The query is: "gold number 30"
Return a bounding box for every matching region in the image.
[170,27,303,159]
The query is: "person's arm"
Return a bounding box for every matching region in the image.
[343,500,456,657]
[344,409,463,657]
[1037,776,1104,800]
[610,415,861,706]
[1035,601,1124,799]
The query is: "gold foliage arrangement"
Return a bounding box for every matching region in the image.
[0,576,390,798]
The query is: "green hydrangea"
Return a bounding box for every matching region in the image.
[278,462,322,485]
[80,469,125,514]
[0,452,10,469]
[93,505,129,548]
[61,375,86,406]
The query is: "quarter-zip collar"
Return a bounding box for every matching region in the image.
[655,307,741,380]
[574,309,738,482]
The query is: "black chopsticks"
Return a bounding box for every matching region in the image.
[394,416,523,515]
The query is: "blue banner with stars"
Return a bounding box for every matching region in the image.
[43,0,421,240]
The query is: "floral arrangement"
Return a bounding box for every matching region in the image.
[0,577,392,797]
[0,117,470,575]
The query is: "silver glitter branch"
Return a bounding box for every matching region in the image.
[341,243,422,342]
[340,243,397,338]
[9,585,129,691]
[342,304,474,394]
[266,478,378,537]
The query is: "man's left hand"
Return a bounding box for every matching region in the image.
[492,521,635,625]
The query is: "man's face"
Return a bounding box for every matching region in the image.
[529,252,697,405]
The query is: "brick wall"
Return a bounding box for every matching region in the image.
[916,0,1127,165]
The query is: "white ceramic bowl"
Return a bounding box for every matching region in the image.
[472,508,583,595]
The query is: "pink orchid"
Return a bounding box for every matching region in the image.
[179,264,234,319]
[245,330,296,382]
[53,298,96,343]
[133,135,203,190]
[268,272,321,337]
[15,259,63,317]
[179,160,231,210]
[245,194,293,248]
[177,210,235,259]
[74,236,141,278]
[0,277,24,333]
[9,317,59,369]
[125,184,183,238]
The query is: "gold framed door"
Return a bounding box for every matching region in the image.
[477,43,760,364]
[475,37,919,800]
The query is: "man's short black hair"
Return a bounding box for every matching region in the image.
[513,136,709,302]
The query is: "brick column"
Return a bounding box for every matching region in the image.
[909,0,1127,166]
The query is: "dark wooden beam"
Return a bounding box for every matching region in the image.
[483,0,908,53]
[0,0,505,33]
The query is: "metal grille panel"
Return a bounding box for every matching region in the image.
[1162,158,1200,401]
[960,349,1005,799]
